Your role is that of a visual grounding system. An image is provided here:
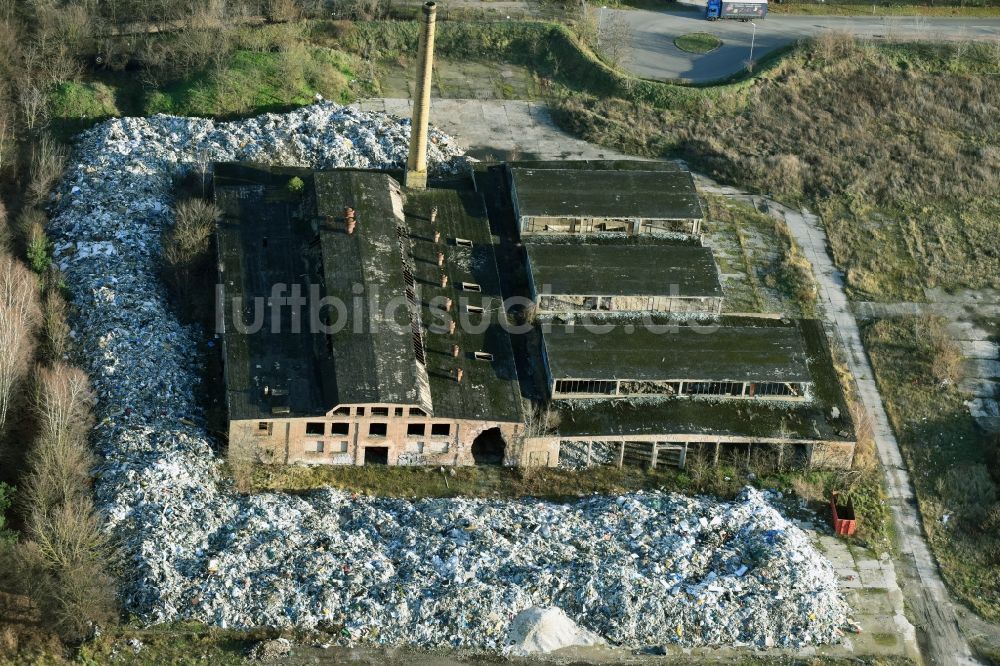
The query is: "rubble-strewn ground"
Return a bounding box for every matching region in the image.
[49,103,850,652]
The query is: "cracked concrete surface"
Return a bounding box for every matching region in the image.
[854,291,1000,434]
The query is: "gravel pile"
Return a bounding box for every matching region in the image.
[48,103,851,652]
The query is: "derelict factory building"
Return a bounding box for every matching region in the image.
[213,0,855,471]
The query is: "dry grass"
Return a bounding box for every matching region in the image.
[553,39,1000,301]
[864,317,1000,620]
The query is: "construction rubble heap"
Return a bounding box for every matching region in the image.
[48,103,851,652]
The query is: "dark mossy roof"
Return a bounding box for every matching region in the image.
[541,318,811,383]
[510,166,703,221]
[552,318,854,441]
[215,163,521,423]
[526,243,722,298]
[504,159,683,172]
[215,163,333,420]
[315,171,431,409]
[403,187,522,422]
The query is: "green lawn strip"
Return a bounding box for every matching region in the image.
[863,317,1000,621]
[47,44,367,132]
[674,32,723,54]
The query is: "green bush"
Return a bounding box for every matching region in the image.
[27,225,52,275]
[48,81,119,121]
[287,176,305,194]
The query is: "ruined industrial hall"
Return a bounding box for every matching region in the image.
[214,157,856,471]
[212,0,855,472]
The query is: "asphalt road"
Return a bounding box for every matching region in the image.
[608,5,1000,81]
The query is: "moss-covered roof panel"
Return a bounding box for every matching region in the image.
[404,187,523,423]
[510,167,704,221]
[316,171,429,408]
[526,243,722,298]
[215,163,333,420]
[541,319,811,383]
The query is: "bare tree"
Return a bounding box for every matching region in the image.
[0,197,9,252]
[602,12,633,70]
[0,107,13,174]
[229,429,263,492]
[41,288,71,362]
[17,82,48,131]
[27,134,67,205]
[21,365,95,518]
[0,254,41,434]
[32,364,95,469]
[12,361,117,641]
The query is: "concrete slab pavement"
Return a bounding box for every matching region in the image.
[353,98,636,161]
[692,176,981,664]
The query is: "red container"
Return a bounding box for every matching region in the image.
[831,491,857,537]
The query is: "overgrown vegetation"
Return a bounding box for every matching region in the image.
[552,35,1000,301]
[161,198,220,317]
[864,317,1000,621]
[0,483,14,545]
[705,196,817,317]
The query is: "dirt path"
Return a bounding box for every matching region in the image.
[691,177,980,665]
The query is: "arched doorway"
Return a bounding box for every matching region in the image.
[471,427,506,465]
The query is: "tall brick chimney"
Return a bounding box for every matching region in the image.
[405,2,437,190]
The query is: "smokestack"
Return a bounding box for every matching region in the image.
[405,2,437,190]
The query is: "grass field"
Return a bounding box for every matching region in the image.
[864,317,1000,622]
[47,42,369,136]
[674,32,723,54]
[552,39,1000,302]
[144,46,361,117]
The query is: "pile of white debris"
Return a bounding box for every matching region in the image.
[47,103,851,652]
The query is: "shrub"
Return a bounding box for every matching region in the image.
[287,176,305,194]
[26,136,67,207]
[26,222,52,275]
[0,482,14,544]
[162,198,220,320]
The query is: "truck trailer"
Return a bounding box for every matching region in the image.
[706,0,767,20]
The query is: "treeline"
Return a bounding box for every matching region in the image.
[0,1,119,655]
